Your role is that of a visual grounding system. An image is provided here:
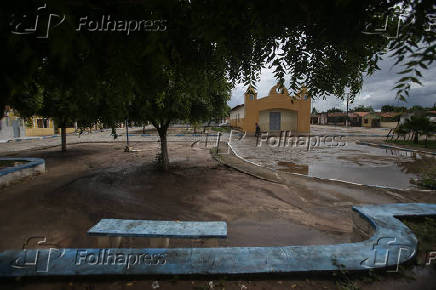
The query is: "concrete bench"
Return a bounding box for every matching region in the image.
[88,219,227,238]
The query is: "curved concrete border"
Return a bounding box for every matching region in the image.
[0,158,45,187]
[0,203,435,277]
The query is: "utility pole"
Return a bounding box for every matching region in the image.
[346,93,349,128]
[126,119,129,147]
[125,100,132,152]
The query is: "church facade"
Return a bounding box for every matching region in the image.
[230,85,311,134]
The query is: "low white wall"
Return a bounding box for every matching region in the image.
[380,122,398,129]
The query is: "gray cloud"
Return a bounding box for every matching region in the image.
[229,55,436,111]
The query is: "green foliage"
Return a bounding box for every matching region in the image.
[388,0,436,101]
[401,217,436,260]
[381,105,407,112]
[327,107,342,113]
[410,105,425,112]
[2,0,435,157]
[3,1,435,111]
[352,105,374,112]
[402,113,435,144]
[411,172,436,189]
[387,139,436,149]
[210,127,231,133]
[25,118,33,128]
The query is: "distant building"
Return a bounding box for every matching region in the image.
[0,107,25,140]
[326,112,347,126]
[317,113,328,125]
[25,116,76,136]
[230,85,311,134]
[1,107,76,140]
[310,114,319,124]
[379,112,401,128]
[362,112,380,128]
[229,104,245,129]
[427,111,436,123]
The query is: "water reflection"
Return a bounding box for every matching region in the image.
[238,139,435,189]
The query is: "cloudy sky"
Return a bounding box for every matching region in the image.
[229,54,436,112]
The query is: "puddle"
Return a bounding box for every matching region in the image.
[277,161,309,175]
[232,138,436,189]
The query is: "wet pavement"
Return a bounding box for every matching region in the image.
[230,134,435,190]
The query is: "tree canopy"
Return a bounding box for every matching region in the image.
[1,0,435,166]
[352,105,375,112]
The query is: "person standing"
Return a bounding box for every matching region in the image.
[255,122,260,138]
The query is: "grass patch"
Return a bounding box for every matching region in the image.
[400,216,436,266]
[324,217,436,289]
[209,126,231,133]
[410,166,436,190]
[386,139,436,149]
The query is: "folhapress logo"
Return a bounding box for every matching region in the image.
[10,3,65,39]
[360,237,415,272]
[9,236,65,273]
[10,3,167,38]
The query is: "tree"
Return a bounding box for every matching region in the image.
[410,105,424,112]
[381,105,395,112]
[129,63,231,170]
[2,0,435,159]
[421,121,435,147]
[327,107,342,113]
[381,105,407,112]
[353,105,374,112]
[403,113,432,144]
[394,123,410,141]
[4,1,435,105]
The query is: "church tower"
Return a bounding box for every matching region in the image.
[244,85,257,104]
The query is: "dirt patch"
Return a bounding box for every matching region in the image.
[0,142,354,252]
[1,142,436,289]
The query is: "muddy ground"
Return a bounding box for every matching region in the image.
[1,141,436,289]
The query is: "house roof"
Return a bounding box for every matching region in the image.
[327,112,346,117]
[353,111,369,117]
[379,112,401,118]
[362,112,380,118]
[230,104,244,111]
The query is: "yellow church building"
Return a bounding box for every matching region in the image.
[230,85,311,134]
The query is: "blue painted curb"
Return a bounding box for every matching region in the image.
[0,203,435,276]
[6,135,59,143]
[0,158,45,177]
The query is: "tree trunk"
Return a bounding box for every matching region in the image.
[158,128,169,170]
[61,127,67,152]
[203,120,212,133]
[413,132,419,144]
